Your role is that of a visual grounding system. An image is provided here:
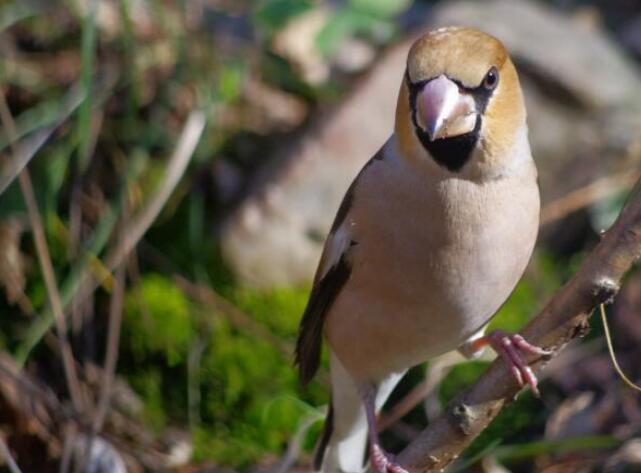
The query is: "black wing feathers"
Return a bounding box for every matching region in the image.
[295,255,351,385]
[294,146,384,385]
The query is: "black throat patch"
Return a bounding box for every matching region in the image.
[406,71,492,172]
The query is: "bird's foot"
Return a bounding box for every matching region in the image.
[474,329,551,397]
[370,444,408,473]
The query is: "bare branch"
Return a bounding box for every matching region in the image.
[381,179,641,473]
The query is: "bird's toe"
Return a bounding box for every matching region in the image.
[370,445,408,473]
[485,329,548,397]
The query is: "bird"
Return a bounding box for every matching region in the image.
[295,26,550,473]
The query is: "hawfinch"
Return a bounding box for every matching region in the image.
[296,27,548,473]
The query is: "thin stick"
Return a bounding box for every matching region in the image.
[77,262,126,473]
[600,303,641,393]
[93,263,126,431]
[59,425,76,473]
[0,437,23,473]
[0,91,85,414]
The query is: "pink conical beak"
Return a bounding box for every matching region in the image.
[416,75,476,141]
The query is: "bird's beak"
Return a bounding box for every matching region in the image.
[416,75,477,141]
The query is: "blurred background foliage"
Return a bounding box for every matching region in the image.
[1,0,641,472]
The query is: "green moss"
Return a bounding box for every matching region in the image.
[193,287,318,466]
[120,279,324,467]
[232,286,309,337]
[128,368,168,432]
[124,273,193,366]
[489,255,562,334]
[489,280,538,334]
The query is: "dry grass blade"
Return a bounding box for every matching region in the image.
[69,110,206,311]
[271,411,322,473]
[107,111,206,268]
[0,437,23,473]
[600,303,641,393]
[0,83,86,195]
[541,168,641,226]
[0,71,117,196]
[92,263,126,431]
[15,110,204,367]
[0,91,85,414]
[76,263,126,473]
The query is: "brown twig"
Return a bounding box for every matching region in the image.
[377,178,641,473]
[0,91,85,415]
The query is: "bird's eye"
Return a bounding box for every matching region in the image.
[483,67,499,90]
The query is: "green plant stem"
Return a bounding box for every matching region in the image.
[76,0,98,172]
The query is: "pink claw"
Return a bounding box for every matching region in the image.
[371,444,409,473]
[476,330,551,397]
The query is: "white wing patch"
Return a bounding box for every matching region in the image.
[318,223,351,282]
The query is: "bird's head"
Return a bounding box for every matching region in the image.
[395,27,527,175]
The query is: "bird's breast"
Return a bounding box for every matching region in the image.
[325,158,539,382]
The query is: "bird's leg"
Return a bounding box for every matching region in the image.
[361,386,408,473]
[468,329,551,397]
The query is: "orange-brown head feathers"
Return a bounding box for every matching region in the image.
[395,27,527,176]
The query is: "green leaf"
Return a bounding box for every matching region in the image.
[124,273,193,366]
[494,435,621,461]
[254,0,314,35]
[348,0,412,18]
[0,1,44,32]
[315,7,392,56]
[217,63,244,104]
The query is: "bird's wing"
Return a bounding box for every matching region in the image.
[295,146,385,385]
[295,184,357,385]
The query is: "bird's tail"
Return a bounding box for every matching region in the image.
[315,351,405,473]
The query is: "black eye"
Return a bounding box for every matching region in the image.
[483,67,499,90]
